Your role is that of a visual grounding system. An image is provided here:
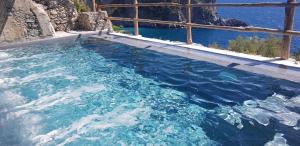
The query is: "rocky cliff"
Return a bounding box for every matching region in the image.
[97,0,247,27]
[0,0,111,42]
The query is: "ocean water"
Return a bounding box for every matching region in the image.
[0,38,300,146]
[123,0,300,53]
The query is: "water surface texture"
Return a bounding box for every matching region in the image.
[0,38,300,146]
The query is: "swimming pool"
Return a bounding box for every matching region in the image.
[0,37,300,146]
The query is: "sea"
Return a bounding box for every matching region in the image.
[123,0,300,53]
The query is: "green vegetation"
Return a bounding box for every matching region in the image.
[72,0,88,13]
[112,25,122,32]
[208,42,224,50]
[294,50,300,62]
[209,36,282,58]
[112,25,130,34]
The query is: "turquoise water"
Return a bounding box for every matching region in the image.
[123,0,300,52]
[0,38,300,146]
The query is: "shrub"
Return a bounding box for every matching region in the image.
[226,36,282,57]
[228,36,262,55]
[72,0,88,13]
[256,36,282,57]
[294,50,300,62]
[112,25,130,34]
[112,25,122,32]
[209,36,282,57]
[208,42,225,50]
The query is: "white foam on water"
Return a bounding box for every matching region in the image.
[0,66,23,73]
[0,52,10,60]
[0,91,26,109]
[0,53,48,63]
[217,94,300,129]
[33,104,151,146]
[20,67,66,83]
[26,60,56,69]
[56,135,80,146]
[0,67,78,90]
[0,90,43,144]
[0,77,18,89]
[14,84,106,116]
[264,133,289,146]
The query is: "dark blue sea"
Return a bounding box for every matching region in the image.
[124,0,300,53]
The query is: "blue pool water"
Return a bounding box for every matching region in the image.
[1,38,300,146]
[123,0,300,53]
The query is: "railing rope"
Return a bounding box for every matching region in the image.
[186,0,193,44]
[282,0,296,59]
[134,0,139,36]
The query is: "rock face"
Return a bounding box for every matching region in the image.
[97,0,247,27]
[33,0,78,31]
[76,11,112,31]
[0,0,55,42]
[0,0,113,42]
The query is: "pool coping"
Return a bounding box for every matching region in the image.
[1,31,300,83]
[92,32,300,83]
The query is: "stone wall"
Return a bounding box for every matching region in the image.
[33,0,78,31]
[76,11,112,31]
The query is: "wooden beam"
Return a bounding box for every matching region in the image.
[281,0,296,59]
[190,2,300,7]
[108,17,300,36]
[97,2,300,8]
[92,0,96,12]
[186,0,193,44]
[134,0,139,36]
[98,4,133,8]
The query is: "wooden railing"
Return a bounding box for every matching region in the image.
[96,0,300,59]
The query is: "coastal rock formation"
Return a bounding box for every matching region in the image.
[0,0,55,42]
[76,11,112,31]
[97,0,247,27]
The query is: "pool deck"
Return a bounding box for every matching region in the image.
[1,31,300,83]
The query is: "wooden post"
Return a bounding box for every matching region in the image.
[186,0,193,44]
[281,0,296,59]
[92,0,96,12]
[134,0,139,36]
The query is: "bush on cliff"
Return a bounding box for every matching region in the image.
[209,36,282,58]
[112,25,130,34]
[294,50,300,62]
[72,0,88,13]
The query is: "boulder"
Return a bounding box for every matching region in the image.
[31,3,55,36]
[224,19,248,27]
[0,0,55,42]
